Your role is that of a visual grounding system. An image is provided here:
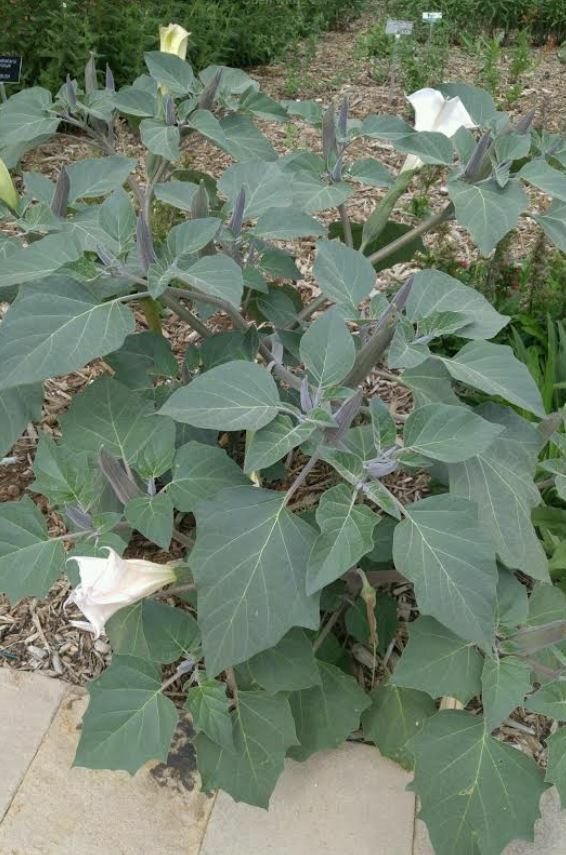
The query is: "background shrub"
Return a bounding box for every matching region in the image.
[1,0,365,90]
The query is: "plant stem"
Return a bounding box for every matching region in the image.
[159,292,212,339]
[284,448,323,506]
[313,600,349,652]
[338,202,353,247]
[139,297,162,333]
[154,582,196,599]
[225,667,239,706]
[366,203,454,266]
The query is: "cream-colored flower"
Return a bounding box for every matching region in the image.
[159,23,190,60]
[402,87,477,171]
[66,548,176,637]
[0,157,18,212]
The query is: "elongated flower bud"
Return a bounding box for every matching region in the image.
[0,157,18,212]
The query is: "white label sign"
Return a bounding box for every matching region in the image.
[422,11,443,22]
[385,19,414,36]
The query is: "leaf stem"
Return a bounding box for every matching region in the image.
[284,448,323,506]
[338,202,353,248]
[225,667,239,706]
[313,600,349,653]
[366,203,454,266]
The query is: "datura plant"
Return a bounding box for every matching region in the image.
[3,37,566,855]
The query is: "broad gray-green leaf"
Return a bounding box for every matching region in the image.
[167,441,249,512]
[247,629,321,694]
[124,491,174,550]
[438,341,545,417]
[0,277,134,391]
[106,600,200,663]
[243,415,315,474]
[0,87,60,144]
[60,376,175,472]
[140,119,180,161]
[361,684,436,770]
[113,85,156,117]
[313,239,375,313]
[186,679,233,752]
[481,656,532,732]
[253,207,325,239]
[0,496,65,602]
[369,396,396,453]
[66,155,137,202]
[154,180,199,211]
[361,115,414,141]
[348,157,393,187]
[167,218,221,259]
[288,661,370,761]
[159,361,280,431]
[388,318,430,369]
[299,307,356,388]
[220,112,278,162]
[438,83,497,125]
[289,172,353,214]
[448,405,548,579]
[0,232,82,290]
[144,51,195,95]
[405,269,508,340]
[195,691,297,808]
[533,200,566,252]
[545,729,566,807]
[392,616,483,704]
[31,434,102,509]
[307,484,378,595]
[526,680,566,720]
[74,656,178,774]
[448,178,528,256]
[393,494,497,647]
[218,161,293,218]
[99,189,136,249]
[497,567,528,627]
[520,159,566,202]
[0,383,42,457]
[191,486,319,675]
[402,359,461,406]
[403,403,504,463]
[105,330,177,390]
[395,131,455,165]
[178,254,243,308]
[411,710,545,855]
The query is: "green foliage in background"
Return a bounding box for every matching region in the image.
[0,0,365,91]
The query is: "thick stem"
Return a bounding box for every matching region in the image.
[338,202,353,248]
[284,448,323,506]
[139,297,162,333]
[366,203,454,266]
[159,292,212,339]
[360,169,415,251]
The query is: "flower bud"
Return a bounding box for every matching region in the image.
[0,157,18,212]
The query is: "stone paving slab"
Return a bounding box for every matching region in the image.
[0,667,66,822]
[199,742,416,855]
[0,686,216,855]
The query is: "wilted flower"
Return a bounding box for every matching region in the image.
[159,23,190,60]
[402,87,476,171]
[0,157,18,212]
[66,547,176,637]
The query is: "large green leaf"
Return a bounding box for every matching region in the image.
[253,207,325,240]
[0,383,43,457]
[361,684,436,770]
[313,239,375,313]
[395,131,455,165]
[481,656,532,732]
[243,416,316,474]
[545,729,566,807]
[159,361,280,431]
[0,233,82,290]
[167,218,221,259]
[438,83,497,125]
[186,679,233,752]
[299,307,355,388]
[520,159,566,203]
[526,680,566,720]
[393,494,498,647]
[144,51,195,95]
[0,496,65,602]
[0,87,60,145]
[0,277,134,391]
[124,492,174,550]
[403,403,503,463]
[247,629,321,694]
[220,113,278,162]
[167,441,248,512]
[195,690,297,808]
[392,616,483,704]
[75,656,178,774]
[369,396,396,453]
[307,484,379,595]
[448,178,528,256]
[448,405,548,580]
[288,661,370,761]
[66,155,137,202]
[177,254,243,308]
[402,359,461,407]
[410,711,546,855]
[405,269,508,340]
[191,486,319,675]
[105,331,177,390]
[533,200,566,252]
[106,600,200,663]
[438,341,545,418]
[60,376,175,472]
[31,434,102,509]
[218,161,293,218]
[140,119,180,161]
[99,189,136,249]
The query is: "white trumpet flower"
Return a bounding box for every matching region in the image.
[66,548,176,638]
[402,87,476,171]
[159,23,190,61]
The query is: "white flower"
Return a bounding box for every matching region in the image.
[66,548,176,638]
[0,156,18,212]
[159,23,190,61]
[402,87,477,172]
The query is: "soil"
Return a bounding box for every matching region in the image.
[1,7,563,760]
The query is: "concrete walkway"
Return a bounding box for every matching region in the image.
[1,669,565,855]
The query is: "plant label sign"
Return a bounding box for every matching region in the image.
[422,11,443,22]
[0,56,22,83]
[386,19,414,36]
